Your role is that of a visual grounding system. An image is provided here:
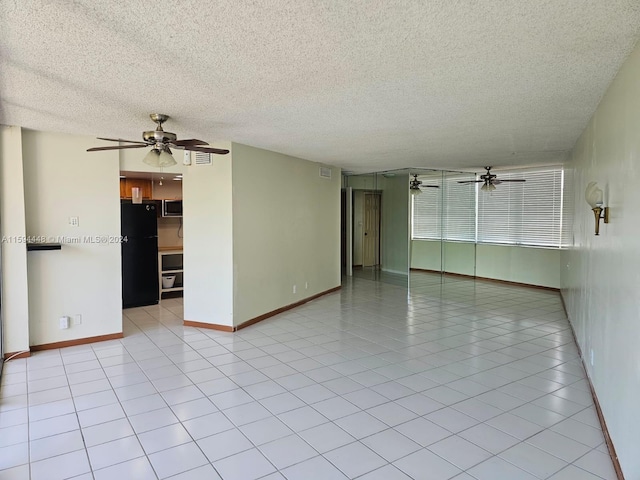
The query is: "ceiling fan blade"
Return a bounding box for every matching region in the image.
[498,179,526,182]
[97,137,148,144]
[457,180,483,184]
[172,139,209,146]
[423,185,440,188]
[182,145,230,155]
[87,144,149,152]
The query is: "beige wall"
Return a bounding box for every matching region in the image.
[411,240,560,288]
[182,144,234,328]
[232,143,340,326]
[0,126,30,354]
[21,130,123,345]
[379,175,409,275]
[562,41,640,478]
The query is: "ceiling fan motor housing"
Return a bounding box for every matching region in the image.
[143,130,177,144]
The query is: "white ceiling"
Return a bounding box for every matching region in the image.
[2,1,639,173]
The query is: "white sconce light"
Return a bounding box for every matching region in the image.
[585,182,609,235]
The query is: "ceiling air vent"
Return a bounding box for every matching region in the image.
[194,151,212,166]
[319,167,332,179]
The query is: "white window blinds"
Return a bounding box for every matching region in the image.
[477,167,564,247]
[411,167,566,248]
[412,178,441,240]
[442,174,476,242]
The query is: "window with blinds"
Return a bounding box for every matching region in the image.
[412,177,442,240]
[411,167,567,248]
[442,173,476,242]
[477,167,565,247]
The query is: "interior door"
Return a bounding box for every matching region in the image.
[363,192,381,267]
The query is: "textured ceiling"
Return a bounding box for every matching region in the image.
[2,1,640,172]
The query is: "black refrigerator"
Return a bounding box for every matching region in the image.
[121,201,159,308]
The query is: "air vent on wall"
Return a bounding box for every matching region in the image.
[319,167,332,179]
[194,151,212,166]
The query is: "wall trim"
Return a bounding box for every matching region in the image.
[3,350,31,360]
[183,321,234,332]
[409,268,560,292]
[561,292,625,480]
[184,285,342,333]
[30,333,124,351]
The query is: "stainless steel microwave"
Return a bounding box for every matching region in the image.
[162,199,182,217]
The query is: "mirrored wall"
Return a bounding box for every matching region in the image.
[343,171,410,287]
[343,168,478,290]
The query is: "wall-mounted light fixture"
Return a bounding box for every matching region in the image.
[585,182,609,235]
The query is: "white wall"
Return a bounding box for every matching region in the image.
[232,143,340,326]
[411,240,559,287]
[562,41,640,478]
[0,126,30,354]
[182,144,234,328]
[21,130,122,345]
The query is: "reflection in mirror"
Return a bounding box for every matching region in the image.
[408,169,478,294]
[409,170,444,291]
[441,170,477,284]
[343,172,409,288]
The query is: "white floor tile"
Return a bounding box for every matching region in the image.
[212,448,276,480]
[259,434,318,469]
[30,449,91,480]
[361,428,421,462]
[0,277,619,480]
[93,456,157,480]
[281,455,348,479]
[393,448,462,480]
[324,441,387,478]
[148,442,209,479]
[87,435,145,470]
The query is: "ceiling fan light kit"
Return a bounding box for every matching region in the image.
[87,114,230,168]
[143,147,177,167]
[409,174,439,194]
[458,166,526,191]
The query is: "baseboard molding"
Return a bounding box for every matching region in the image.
[30,332,124,351]
[409,268,560,292]
[183,321,234,332]
[562,292,625,480]
[3,350,31,360]
[184,285,342,333]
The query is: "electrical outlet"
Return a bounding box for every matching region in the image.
[293,285,297,294]
[69,216,79,227]
[59,316,69,329]
[73,314,82,326]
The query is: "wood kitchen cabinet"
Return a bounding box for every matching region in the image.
[120,178,152,199]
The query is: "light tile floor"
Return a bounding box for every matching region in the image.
[0,275,618,480]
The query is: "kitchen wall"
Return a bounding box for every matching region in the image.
[562,42,640,478]
[21,129,122,346]
[0,126,30,354]
[231,143,341,326]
